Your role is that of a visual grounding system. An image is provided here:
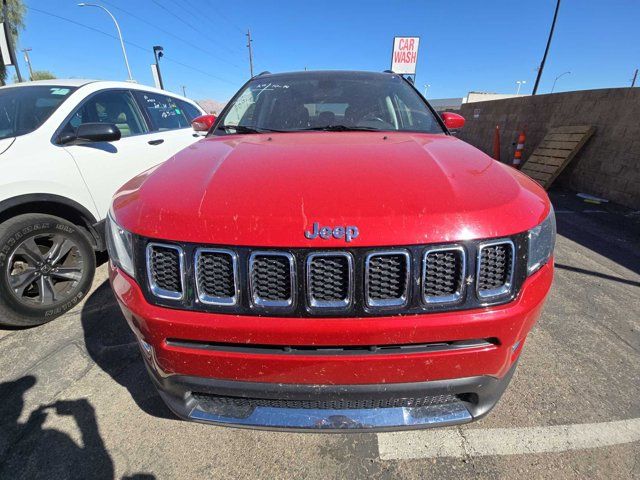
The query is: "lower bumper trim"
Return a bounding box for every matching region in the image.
[188,401,472,430]
[147,358,518,432]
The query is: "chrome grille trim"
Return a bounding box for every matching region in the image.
[476,239,515,300]
[306,252,354,309]
[249,251,296,308]
[364,250,411,308]
[146,242,184,300]
[194,248,239,306]
[422,245,466,304]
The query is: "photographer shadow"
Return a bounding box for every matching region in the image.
[79,279,173,420]
[0,375,115,479]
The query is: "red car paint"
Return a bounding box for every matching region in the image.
[113,132,549,246]
[111,261,552,384]
[109,72,554,430]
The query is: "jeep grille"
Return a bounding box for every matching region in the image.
[365,251,410,307]
[141,235,524,317]
[195,249,238,305]
[249,252,295,307]
[477,240,515,299]
[423,246,466,304]
[307,253,353,308]
[146,243,183,300]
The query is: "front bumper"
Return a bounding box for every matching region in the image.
[145,357,518,431]
[110,261,552,431]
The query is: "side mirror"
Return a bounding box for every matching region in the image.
[192,114,216,132]
[441,112,465,131]
[59,123,121,145]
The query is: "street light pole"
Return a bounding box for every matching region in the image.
[551,71,570,93]
[532,0,561,95]
[153,45,164,90]
[423,84,431,97]
[515,80,526,95]
[21,48,34,80]
[78,3,134,82]
[181,85,186,97]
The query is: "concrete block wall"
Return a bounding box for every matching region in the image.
[456,88,640,209]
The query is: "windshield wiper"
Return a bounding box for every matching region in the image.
[217,125,281,134]
[298,125,381,132]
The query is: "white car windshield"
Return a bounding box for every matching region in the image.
[0,85,77,140]
[215,71,444,135]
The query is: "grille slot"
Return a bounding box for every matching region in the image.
[306,253,353,308]
[477,240,515,299]
[192,392,458,411]
[365,251,410,307]
[249,252,295,307]
[195,249,238,305]
[146,243,183,300]
[423,246,466,304]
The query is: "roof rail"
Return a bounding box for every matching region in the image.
[255,71,271,77]
[383,70,395,74]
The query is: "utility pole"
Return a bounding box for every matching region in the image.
[181,85,186,97]
[21,48,33,80]
[246,28,254,77]
[2,0,23,83]
[532,0,561,95]
[632,69,638,87]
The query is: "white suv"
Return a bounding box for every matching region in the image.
[0,79,206,326]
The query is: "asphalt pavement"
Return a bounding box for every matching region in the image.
[1,190,639,479]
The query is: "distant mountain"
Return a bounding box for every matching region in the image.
[196,99,227,115]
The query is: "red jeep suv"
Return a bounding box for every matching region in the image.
[107,71,555,431]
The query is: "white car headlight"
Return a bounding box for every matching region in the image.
[527,206,556,275]
[106,211,135,277]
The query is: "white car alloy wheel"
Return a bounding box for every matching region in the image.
[6,233,85,305]
[0,214,95,326]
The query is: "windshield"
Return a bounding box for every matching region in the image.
[0,85,77,140]
[214,71,444,135]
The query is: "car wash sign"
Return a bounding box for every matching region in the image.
[391,36,420,75]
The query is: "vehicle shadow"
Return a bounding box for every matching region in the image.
[79,280,174,421]
[551,189,640,276]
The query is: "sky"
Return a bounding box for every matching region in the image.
[15,0,640,102]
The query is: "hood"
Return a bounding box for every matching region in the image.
[113,132,550,247]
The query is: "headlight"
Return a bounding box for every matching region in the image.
[106,211,135,277]
[527,206,556,275]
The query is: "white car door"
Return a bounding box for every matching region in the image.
[132,90,203,158]
[60,89,168,218]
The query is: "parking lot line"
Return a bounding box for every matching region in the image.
[377,418,640,460]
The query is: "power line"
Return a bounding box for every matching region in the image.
[203,0,246,34]
[150,0,242,63]
[26,6,237,86]
[101,0,243,70]
[177,0,245,52]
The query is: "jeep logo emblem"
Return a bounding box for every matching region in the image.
[305,222,359,242]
